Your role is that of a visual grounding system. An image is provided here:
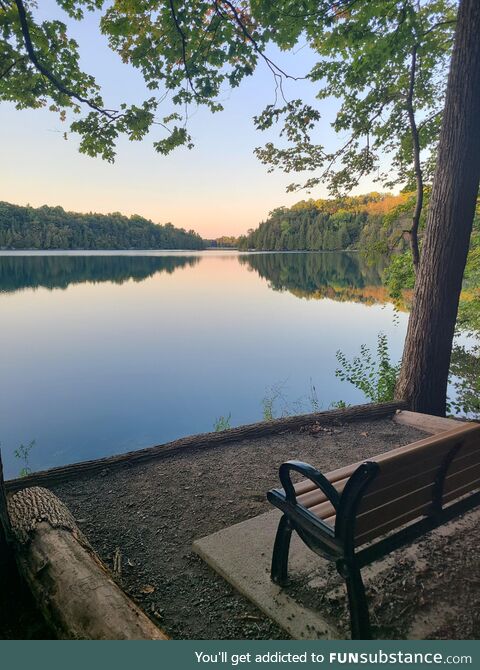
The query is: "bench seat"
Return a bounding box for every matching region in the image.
[267,419,480,638]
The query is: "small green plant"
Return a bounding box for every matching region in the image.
[330,400,349,409]
[213,414,232,432]
[14,439,36,477]
[335,333,401,403]
[262,382,287,421]
[307,379,321,412]
[261,379,324,421]
[262,394,276,421]
[261,381,305,420]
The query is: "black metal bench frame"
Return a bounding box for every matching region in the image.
[267,454,480,640]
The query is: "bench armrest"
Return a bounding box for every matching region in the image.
[279,460,341,511]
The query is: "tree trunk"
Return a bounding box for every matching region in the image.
[0,451,14,580]
[0,454,11,536]
[395,0,480,416]
[406,45,423,273]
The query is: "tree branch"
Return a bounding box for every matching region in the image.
[0,56,24,80]
[421,19,456,38]
[405,44,423,273]
[219,0,306,82]
[168,0,199,95]
[13,0,120,120]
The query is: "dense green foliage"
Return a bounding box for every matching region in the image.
[205,236,238,249]
[1,0,455,186]
[238,193,410,252]
[384,212,480,327]
[239,205,366,251]
[0,201,205,249]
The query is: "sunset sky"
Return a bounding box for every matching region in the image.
[1,2,382,239]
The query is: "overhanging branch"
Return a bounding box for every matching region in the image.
[14,0,120,120]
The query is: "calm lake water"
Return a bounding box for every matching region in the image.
[0,250,408,478]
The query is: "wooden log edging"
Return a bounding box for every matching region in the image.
[6,400,407,493]
[8,486,168,640]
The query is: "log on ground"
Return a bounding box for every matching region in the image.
[7,486,168,640]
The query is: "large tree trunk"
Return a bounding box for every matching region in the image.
[0,452,14,581]
[395,0,480,416]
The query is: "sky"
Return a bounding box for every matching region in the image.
[0,2,382,238]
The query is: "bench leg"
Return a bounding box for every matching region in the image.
[339,561,372,640]
[271,514,293,586]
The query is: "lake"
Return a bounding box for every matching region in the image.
[0,250,408,478]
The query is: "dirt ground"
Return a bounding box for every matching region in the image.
[37,416,441,640]
[285,507,480,640]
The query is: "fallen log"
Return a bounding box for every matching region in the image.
[6,400,407,493]
[7,486,168,640]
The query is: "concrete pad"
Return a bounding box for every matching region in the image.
[193,505,480,640]
[193,510,340,639]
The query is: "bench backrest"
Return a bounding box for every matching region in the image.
[293,422,480,547]
[351,422,480,545]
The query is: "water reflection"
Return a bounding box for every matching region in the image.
[239,252,389,304]
[0,251,387,302]
[0,251,407,477]
[0,254,200,293]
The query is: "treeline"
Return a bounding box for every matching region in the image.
[205,236,238,248]
[0,202,205,250]
[238,193,412,252]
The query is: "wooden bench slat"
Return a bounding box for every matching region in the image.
[355,475,480,546]
[355,444,480,539]
[308,499,336,519]
[356,451,480,517]
[293,461,362,496]
[308,461,480,540]
[302,458,480,518]
[293,422,477,505]
[359,465,439,513]
[370,422,479,476]
[268,416,480,641]
[285,422,480,548]
[356,484,435,537]
[368,444,480,497]
[444,464,480,497]
[297,478,348,507]
[355,502,432,545]
[355,424,480,514]
[310,462,480,540]
[393,410,461,434]
[298,425,480,545]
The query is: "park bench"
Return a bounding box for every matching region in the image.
[267,416,480,639]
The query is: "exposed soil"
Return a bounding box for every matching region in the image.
[286,507,480,640]
[39,417,431,640]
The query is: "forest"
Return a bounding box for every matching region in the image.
[0,202,205,250]
[237,193,411,252]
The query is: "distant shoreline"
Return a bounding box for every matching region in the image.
[0,248,359,255]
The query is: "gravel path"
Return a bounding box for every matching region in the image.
[48,418,427,639]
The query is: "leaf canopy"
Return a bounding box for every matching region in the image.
[1,0,457,191]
